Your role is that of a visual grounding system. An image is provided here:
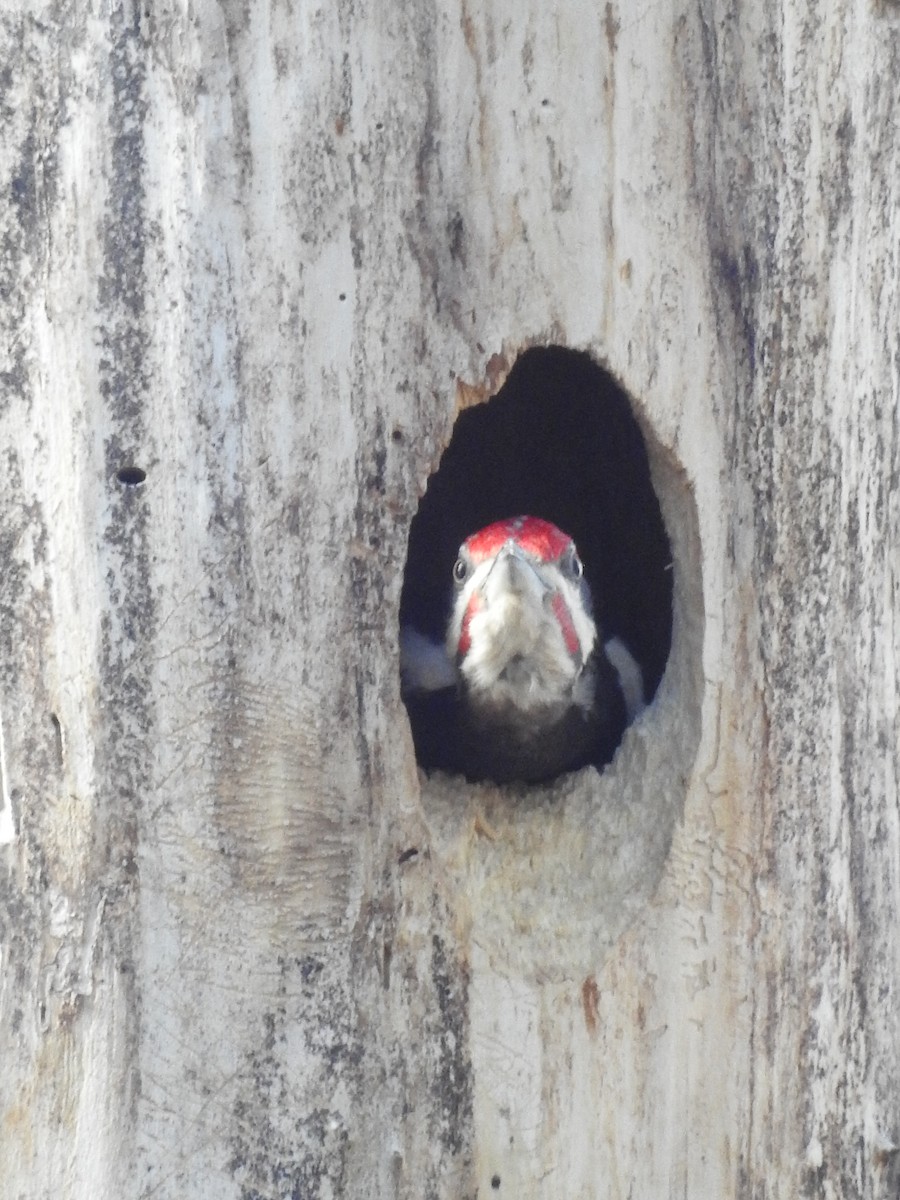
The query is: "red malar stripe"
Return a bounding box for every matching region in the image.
[551,592,582,663]
[457,592,482,658]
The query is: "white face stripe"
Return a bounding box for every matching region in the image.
[551,572,597,663]
[447,544,597,715]
[447,543,594,655]
[445,554,503,657]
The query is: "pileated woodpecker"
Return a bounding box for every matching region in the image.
[401,516,644,784]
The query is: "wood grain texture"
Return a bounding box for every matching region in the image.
[0,0,897,1197]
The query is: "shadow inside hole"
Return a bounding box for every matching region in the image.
[116,465,147,487]
[400,346,673,778]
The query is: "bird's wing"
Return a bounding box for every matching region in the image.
[400,626,458,694]
[603,636,646,722]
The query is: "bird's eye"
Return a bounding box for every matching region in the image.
[453,557,469,583]
[568,550,584,579]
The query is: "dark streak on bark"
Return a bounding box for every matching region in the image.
[430,933,473,1159]
[682,0,900,1193]
[0,14,60,402]
[93,1,154,1134]
[0,1,82,1048]
[229,956,356,1200]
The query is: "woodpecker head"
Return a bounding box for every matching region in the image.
[446,516,597,719]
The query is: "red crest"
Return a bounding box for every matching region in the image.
[463,516,573,565]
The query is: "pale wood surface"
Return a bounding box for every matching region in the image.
[1,1,898,1197]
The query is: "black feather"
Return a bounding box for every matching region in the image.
[403,644,628,785]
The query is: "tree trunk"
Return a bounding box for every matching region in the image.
[1,1,898,1197]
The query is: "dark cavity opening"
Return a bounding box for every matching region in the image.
[400,346,673,782]
[116,465,147,487]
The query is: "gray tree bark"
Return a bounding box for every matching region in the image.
[1,1,898,1198]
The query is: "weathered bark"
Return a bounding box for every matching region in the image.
[1,1,897,1198]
